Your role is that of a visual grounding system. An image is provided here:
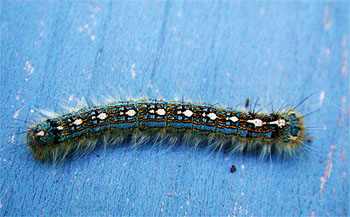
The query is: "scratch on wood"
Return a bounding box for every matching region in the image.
[310,210,316,217]
[338,96,346,126]
[323,4,332,29]
[341,149,345,164]
[319,145,336,199]
[318,91,325,107]
[341,36,348,77]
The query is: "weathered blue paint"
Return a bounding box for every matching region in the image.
[1,1,349,216]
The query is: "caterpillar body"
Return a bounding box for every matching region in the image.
[26,99,306,161]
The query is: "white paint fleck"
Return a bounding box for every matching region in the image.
[119,112,124,115]
[160,201,164,212]
[156,109,166,116]
[36,130,45,137]
[91,116,96,119]
[10,134,15,144]
[310,211,316,217]
[319,145,335,199]
[341,36,348,77]
[183,110,193,117]
[67,95,74,103]
[13,110,20,119]
[323,4,332,29]
[57,126,64,130]
[130,63,136,79]
[94,6,101,13]
[73,119,83,125]
[319,91,325,107]
[338,96,346,126]
[24,60,34,75]
[91,35,95,41]
[207,112,217,120]
[177,8,183,17]
[324,48,330,59]
[97,113,108,120]
[149,109,155,114]
[126,109,136,117]
[30,109,34,113]
[260,7,265,15]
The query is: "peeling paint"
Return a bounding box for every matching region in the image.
[319,91,325,107]
[323,4,332,29]
[260,7,265,15]
[9,134,15,144]
[338,96,346,126]
[24,60,35,75]
[319,145,336,199]
[310,210,316,217]
[13,109,20,119]
[341,36,348,77]
[131,63,136,79]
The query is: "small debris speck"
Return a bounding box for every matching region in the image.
[230,165,237,173]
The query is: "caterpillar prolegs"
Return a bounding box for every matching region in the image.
[26,99,307,161]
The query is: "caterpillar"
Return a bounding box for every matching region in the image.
[26,99,307,162]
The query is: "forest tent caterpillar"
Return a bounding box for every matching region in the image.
[26,99,307,161]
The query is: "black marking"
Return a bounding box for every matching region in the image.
[230,165,237,173]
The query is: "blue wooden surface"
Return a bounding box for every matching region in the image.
[1,1,349,216]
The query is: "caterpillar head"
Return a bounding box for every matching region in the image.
[282,110,305,147]
[26,120,59,160]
